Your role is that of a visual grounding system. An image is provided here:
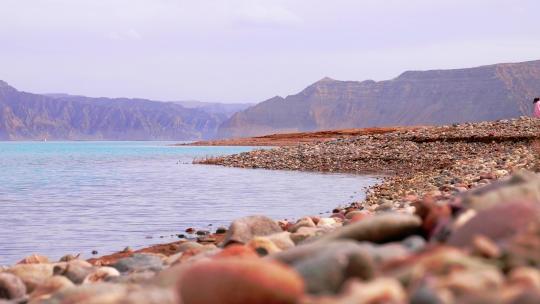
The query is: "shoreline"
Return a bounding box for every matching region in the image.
[178,126,410,147]
[196,117,539,209]
[3,117,540,303]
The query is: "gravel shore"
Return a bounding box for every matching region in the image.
[199,117,539,211]
[2,117,540,304]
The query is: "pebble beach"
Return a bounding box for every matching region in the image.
[2,117,540,303]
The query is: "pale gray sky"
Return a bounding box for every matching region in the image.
[1,0,539,102]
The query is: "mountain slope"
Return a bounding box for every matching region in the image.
[0,83,224,140]
[172,101,254,118]
[218,60,540,138]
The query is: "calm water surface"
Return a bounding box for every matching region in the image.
[0,142,378,265]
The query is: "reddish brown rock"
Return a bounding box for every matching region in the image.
[214,244,259,259]
[414,198,452,238]
[177,258,305,304]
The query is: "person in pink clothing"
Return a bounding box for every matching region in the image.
[534,97,540,171]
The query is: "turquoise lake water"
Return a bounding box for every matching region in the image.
[0,142,378,265]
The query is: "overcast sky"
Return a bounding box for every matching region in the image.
[1,0,539,103]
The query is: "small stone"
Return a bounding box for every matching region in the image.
[345,211,368,220]
[196,230,209,236]
[266,232,295,250]
[494,169,509,178]
[222,215,282,246]
[0,272,27,300]
[106,271,157,285]
[112,254,163,273]
[215,227,228,234]
[82,267,121,284]
[59,254,80,262]
[316,218,337,227]
[17,254,50,265]
[176,241,203,253]
[197,236,217,243]
[53,260,94,284]
[214,244,258,259]
[288,217,316,233]
[247,237,282,256]
[375,200,394,212]
[290,227,327,245]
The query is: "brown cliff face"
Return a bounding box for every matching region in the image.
[218,60,540,138]
[0,83,225,140]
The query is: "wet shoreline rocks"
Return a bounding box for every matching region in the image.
[2,118,540,303]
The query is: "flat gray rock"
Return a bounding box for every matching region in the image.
[112,254,163,273]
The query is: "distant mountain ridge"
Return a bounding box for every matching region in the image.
[3,59,539,141]
[217,60,540,138]
[171,100,253,118]
[0,83,227,140]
